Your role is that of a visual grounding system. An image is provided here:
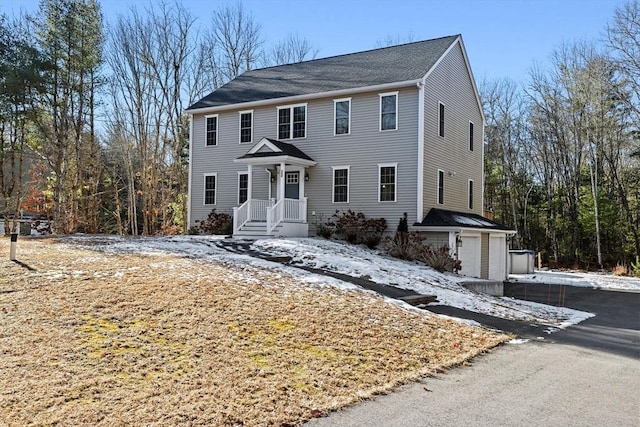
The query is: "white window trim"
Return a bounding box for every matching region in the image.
[379,91,399,132]
[333,98,351,136]
[239,110,253,144]
[238,171,248,204]
[468,179,474,210]
[332,166,350,203]
[276,103,308,140]
[437,169,445,205]
[378,162,398,203]
[438,102,445,138]
[203,173,217,205]
[469,120,474,151]
[205,114,218,147]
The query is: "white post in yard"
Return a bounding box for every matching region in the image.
[9,233,18,261]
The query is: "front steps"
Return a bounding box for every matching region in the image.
[233,221,282,239]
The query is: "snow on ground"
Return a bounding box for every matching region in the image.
[251,238,594,328]
[64,235,364,293]
[65,235,597,330]
[510,270,640,291]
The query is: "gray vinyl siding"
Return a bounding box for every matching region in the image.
[189,88,420,231]
[420,231,450,248]
[190,111,270,219]
[422,41,484,218]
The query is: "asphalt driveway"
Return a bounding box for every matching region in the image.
[305,284,640,427]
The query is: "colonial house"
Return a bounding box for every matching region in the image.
[186,34,515,280]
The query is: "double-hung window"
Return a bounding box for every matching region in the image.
[204,174,216,205]
[468,179,474,210]
[437,170,444,205]
[334,98,350,135]
[469,121,474,151]
[240,111,253,143]
[278,104,306,139]
[438,102,445,137]
[380,92,398,131]
[205,115,218,146]
[332,167,350,203]
[238,173,248,204]
[378,163,397,202]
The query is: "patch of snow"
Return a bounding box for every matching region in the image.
[62,235,596,329]
[508,338,530,344]
[252,238,594,327]
[510,271,640,291]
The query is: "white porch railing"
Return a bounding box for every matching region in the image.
[267,197,307,234]
[233,199,274,234]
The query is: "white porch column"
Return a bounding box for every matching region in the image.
[298,166,305,198]
[278,162,285,201]
[247,164,253,201]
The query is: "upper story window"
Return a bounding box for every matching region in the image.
[204,173,216,205]
[437,169,444,204]
[240,111,253,143]
[278,104,306,139]
[438,102,445,137]
[468,179,474,210]
[469,121,474,151]
[334,98,351,135]
[332,166,350,203]
[380,92,398,131]
[379,163,397,202]
[238,173,248,204]
[206,115,218,146]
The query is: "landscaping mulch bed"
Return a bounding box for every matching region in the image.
[1,237,510,426]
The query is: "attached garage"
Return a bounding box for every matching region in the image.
[414,208,515,281]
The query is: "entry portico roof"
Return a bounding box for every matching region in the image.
[234,137,317,166]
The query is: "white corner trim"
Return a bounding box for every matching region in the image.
[417,82,425,222]
[187,114,194,227]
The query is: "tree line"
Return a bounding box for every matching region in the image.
[482,1,640,268]
[1,0,638,269]
[0,0,317,236]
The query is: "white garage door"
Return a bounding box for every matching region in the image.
[489,235,506,281]
[458,236,481,278]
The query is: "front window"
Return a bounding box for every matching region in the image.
[238,173,248,204]
[333,167,349,203]
[438,102,445,137]
[379,164,397,202]
[206,116,217,146]
[380,93,397,131]
[204,174,216,205]
[334,99,350,135]
[278,104,306,139]
[469,121,474,151]
[240,111,252,143]
[438,170,444,204]
[468,180,474,210]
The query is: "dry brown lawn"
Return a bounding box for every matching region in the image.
[1,237,510,426]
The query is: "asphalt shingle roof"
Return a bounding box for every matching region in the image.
[415,208,513,231]
[187,35,459,110]
[237,138,315,162]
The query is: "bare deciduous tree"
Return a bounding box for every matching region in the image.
[264,33,319,66]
